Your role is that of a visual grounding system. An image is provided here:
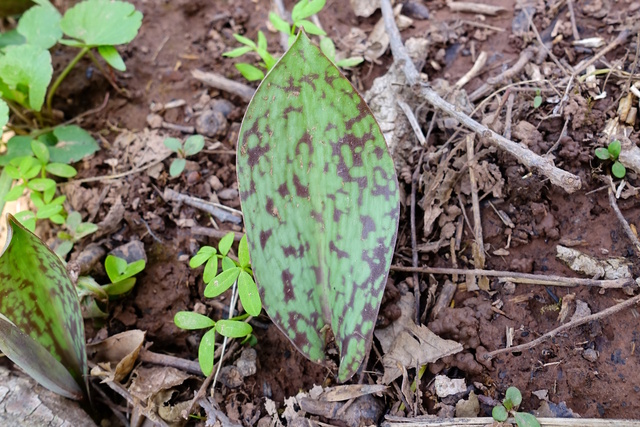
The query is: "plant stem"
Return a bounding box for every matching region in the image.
[86,50,126,95]
[47,47,90,113]
[210,281,239,395]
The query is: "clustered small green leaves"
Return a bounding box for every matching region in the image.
[174,233,261,375]
[595,139,626,179]
[77,255,146,319]
[492,386,541,427]
[163,135,205,177]
[224,0,362,81]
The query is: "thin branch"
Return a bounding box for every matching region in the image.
[608,179,640,256]
[483,293,640,360]
[191,69,255,103]
[389,265,634,289]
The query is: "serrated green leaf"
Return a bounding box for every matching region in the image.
[238,234,250,268]
[492,405,508,422]
[46,162,77,178]
[17,3,62,49]
[184,135,205,157]
[514,412,541,427]
[170,158,186,177]
[612,161,626,178]
[235,63,265,81]
[223,46,253,58]
[608,139,622,158]
[506,386,522,407]
[163,137,182,152]
[174,311,215,330]
[60,0,142,46]
[269,12,291,35]
[215,319,252,338]
[205,267,240,298]
[97,45,126,71]
[336,56,364,68]
[297,20,326,36]
[236,32,399,382]
[31,140,49,165]
[48,125,99,164]
[190,246,217,268]
[104,255,127,283]
[0,215,87,398]
[218,232,234,256]
[198,328,216,376]
[0,44,52,111]
[595,147,610,160]
[238,270,261,316]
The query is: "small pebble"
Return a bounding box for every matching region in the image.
[146,113,163,128]
[218,188,239,200]
[196,109,228,138]
[583,348,599,362]
[236,348,257,377]
[218,365,243,388]
[208,175,224,191]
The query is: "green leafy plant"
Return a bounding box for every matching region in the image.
[0,214,88,400]
[163,135,205,177]
[175,232,260,375]
[595,139,626,178]
[533,89,542,109]
[77,255,146,319]
[225,0,362,81]
[236,31,399,382]
[492,386,541,427]
[55,211,99,258]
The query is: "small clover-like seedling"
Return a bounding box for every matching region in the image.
[163,135,205,177]
[223,31,276,81]
[492,387,541,427]
[595,139,626,179]
[77,255,146,319]
[174,311,253,375]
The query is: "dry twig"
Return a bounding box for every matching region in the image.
[191,69,255,103]
[607,179,640,256]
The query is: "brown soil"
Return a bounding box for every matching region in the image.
[4,0,640,424]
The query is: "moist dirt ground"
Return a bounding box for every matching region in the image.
[3,0,640,425]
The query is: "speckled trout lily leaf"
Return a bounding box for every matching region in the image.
[0,214,87,399]
[237,31,400,382]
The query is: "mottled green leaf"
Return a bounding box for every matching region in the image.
[174,311,215,330]
[215,319,252,338]
[198,328,216,376]
[237,32,399,382]
[0,214,87,398]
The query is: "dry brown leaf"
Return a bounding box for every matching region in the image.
[87,329,145,382]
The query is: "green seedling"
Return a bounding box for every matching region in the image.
[0,214,88,400]
[55,211,99,258]
[225,0,362,82]
[176,232,259,375]
[533,89,542,109]
[77,255,146,319]
[163,135,205,177]
[236,31,399,382]
[492,386,541,427]
[595,139,626,179]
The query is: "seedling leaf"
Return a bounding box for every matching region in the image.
[184,135,205,156]
[233,33,256,48]
[297,20,326,36]
[235,63,265,81]
[335,56,364,68]
[238,234,250,268]
[514,412,541,427]
[105,254,128,283]
[102,277,136,297]
[27,178,56,192]
[269,12,291,34]
[163,137,182,153]
[36,203,63,219]
[506,386,522,407]
[320,37,336,61]
[98,45,126,71]
[612,161,626,178]
[595,147,610,160]
[170,158,186,177]
[174,311,216,330]
[218,232,234,256]
[238,270,261,316]
[0,44,52,111]
[292,0,326,22]
[17,3,62,49]
[46,163,77,178]
[492,405,508,422]
[60,0,143,46]
[0,99,8,131]
[205,267,240,298]
[198,328,216,375]
[223,46,253,58]
[31,139,50,164]
[49,125,100,164]
[215,319,252,338]
[190,246,217,268]
[533,95,542,109]
[237,31,400,382]
[0,215,87,398]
